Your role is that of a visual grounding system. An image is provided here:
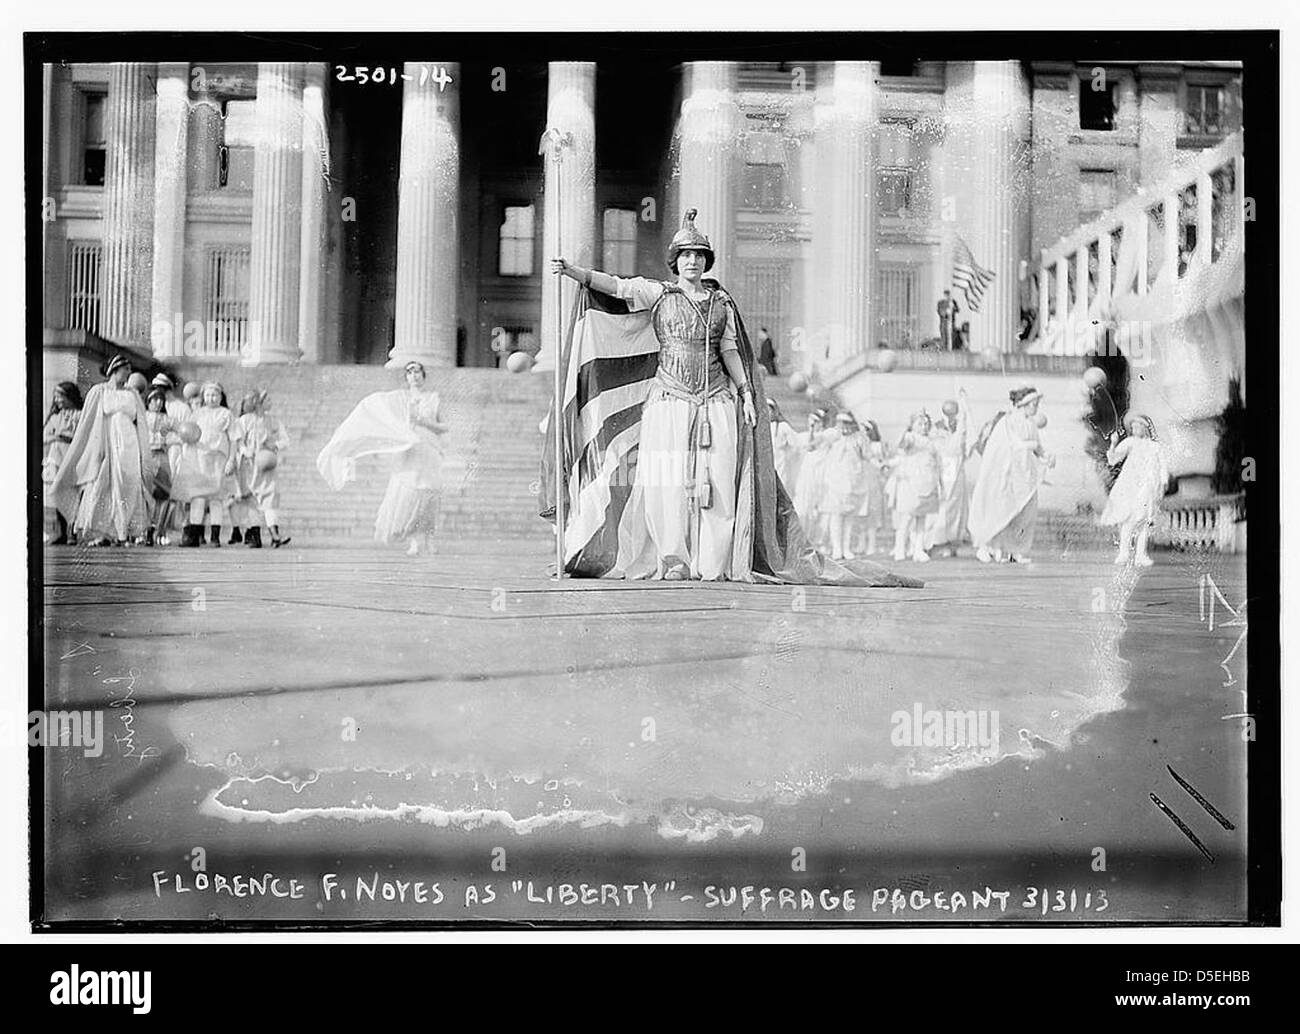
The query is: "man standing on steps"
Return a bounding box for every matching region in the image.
[757,326,778,377]
[937,290,959,351]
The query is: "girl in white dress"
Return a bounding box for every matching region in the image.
[792,410,831,550]
[818,412,869,561]
[171,382,234,547]
[890,411,943,563]
[144,389,177,546]
[42,382,83,544]
[850,418,887,557]
[233,391,293,548]
[1099,415,1169,567]
[924,392,972,557]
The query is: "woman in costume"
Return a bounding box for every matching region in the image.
[792,409,831,551]
[1099,415,1168,567]
[551,209,758,580]
[817,412,870,561]
[850,417,886,557]
[967,385,1055,564]
[50,354,153,546]
[149,373,190,543]
[233,390,292,548]
[924,391,972,558]
[171,381,234,548]
[890,411,943,563]
[317,360,448,556]
[143,388,177,546]
[542,209,919,588]
[42,381,83,544]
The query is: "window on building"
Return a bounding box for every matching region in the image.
[878,170,911,217]
[875,265,920,348]
[739,262,791,357]
[80,92,106,186]
[740,124,789,211]
[218,99,256,191]
[203,246,251,356]
[498,205,535,277]
[1078,168,1118,223]
[601,208,638,275]
[877,119,916,217]
[1184,84,1226,136]
[66,243,101,333]
[1079,79,1116,131]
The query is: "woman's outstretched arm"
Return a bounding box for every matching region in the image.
[549,258,619,296]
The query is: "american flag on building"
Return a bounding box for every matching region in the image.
[952,235,996,313]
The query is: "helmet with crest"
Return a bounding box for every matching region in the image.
[665,207,715,273]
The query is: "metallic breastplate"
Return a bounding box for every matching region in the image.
[651,289,730,395]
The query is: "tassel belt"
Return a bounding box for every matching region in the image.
[648,370,736,511]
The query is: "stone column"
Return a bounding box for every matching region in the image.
[676,62,740,283]
[100,62,156,349]
[389,61,461,370]
[535,62,596,374]
[150,62,189,358]
[943,61,1031,353]
[814,61,878,362]
[247,62,305,365]
[298,63,330,364]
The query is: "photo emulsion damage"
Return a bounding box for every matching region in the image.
[30,35,1276,928]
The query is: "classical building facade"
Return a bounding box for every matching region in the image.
[41,58,1243,378]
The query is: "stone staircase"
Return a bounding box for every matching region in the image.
[172,363,554,543]
[162,360,1119,551]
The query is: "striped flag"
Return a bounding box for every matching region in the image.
[538,288,660,577]
[952,235,996,313]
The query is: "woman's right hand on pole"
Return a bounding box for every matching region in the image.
[549,258,569,277]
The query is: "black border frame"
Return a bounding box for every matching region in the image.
[25,29,1281,931]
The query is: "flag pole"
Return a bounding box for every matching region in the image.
[542,128,572,581]
[553,160,564,582]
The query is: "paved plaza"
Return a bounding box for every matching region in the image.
[38,539,1249,924]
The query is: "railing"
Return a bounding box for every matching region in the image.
[1032,132,1244,354]
[1153,492,1246,553]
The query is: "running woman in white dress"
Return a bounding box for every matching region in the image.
[1098,414,1169,567]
